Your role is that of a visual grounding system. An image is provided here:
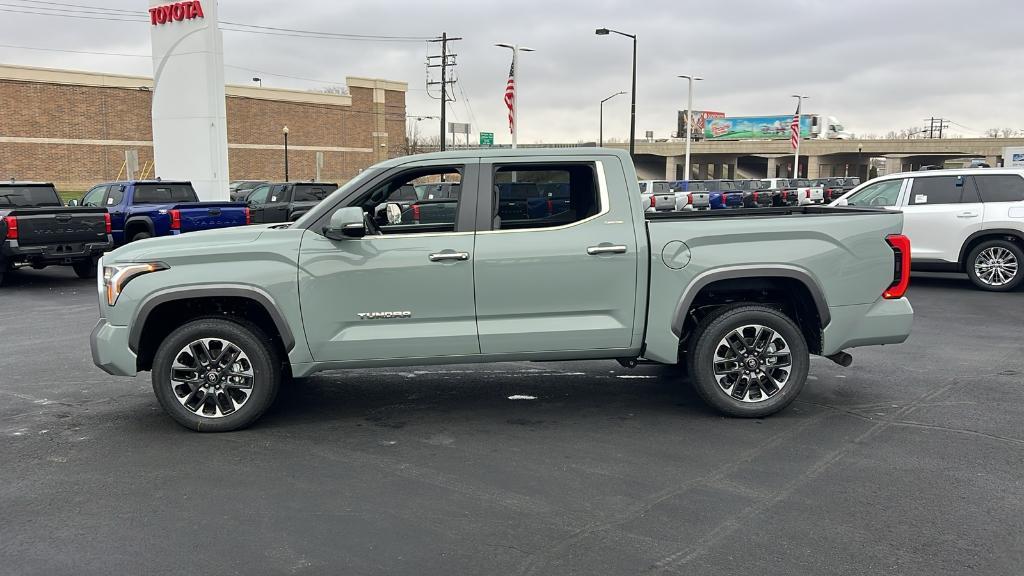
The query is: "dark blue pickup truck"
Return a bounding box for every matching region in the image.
[72,180,249,245]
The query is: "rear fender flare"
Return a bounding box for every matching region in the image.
[124,216,155,237]
[670,265,831,337]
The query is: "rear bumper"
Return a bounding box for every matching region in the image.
[821,297,914,356]
[90,318,137,377]
[1,238,112,264]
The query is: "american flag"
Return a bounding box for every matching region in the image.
[790,100,801,150]
[504,61,515,133]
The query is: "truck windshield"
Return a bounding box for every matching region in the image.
[0,185,62,207]
[133,183,199,204]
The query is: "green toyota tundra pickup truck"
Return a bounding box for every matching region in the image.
[90,148,913,431]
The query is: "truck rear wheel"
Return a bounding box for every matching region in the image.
[151,317,281,432]
[687,304,809,417]
[129,231,152,242]
[72,258,97,279]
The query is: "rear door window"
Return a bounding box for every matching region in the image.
[909,176,977,205]
[492,163,600,230]
[973,175,1024,203]
[132,184,198,204]
[293,184,336,202]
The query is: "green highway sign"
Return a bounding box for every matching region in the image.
[479,132,494,146]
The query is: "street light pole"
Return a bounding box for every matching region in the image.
[495,43,535,149]
[282,126,289,181]
[791,94,809,177]
[599,91,626,147]
[596,28,637,156]
[678,75,703,181]
[858,145,864,180]
[252,77,261,87]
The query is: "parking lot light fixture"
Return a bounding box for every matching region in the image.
[252,77,261,87]
[678,75,703,181]
[596,28,637,157]
[282,126,289,181]
[599,91,627,147]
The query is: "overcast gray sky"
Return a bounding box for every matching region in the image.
[1,0,1022,144]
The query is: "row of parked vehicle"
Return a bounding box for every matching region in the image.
[0,178,338,285]
[639,177,862,212]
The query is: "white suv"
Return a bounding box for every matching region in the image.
[833,169,1024,291]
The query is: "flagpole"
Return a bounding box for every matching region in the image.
[792,94,808,177]
[495,43,534,149]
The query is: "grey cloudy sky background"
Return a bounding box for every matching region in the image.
[1,0,1022,144]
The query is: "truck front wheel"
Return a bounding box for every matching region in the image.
[151,317,281,432]
[687,305,809,417]
[72,258,97,279]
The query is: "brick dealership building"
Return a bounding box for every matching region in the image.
[0,64,408,191]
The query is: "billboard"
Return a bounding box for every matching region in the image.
[704,115,812,141]
[1005,147,1024,168]
[677,110,725,138]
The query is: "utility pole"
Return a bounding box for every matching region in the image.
[427,33,461,151]
[922,117,950,139]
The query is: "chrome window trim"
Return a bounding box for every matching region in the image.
[478,160,610,235]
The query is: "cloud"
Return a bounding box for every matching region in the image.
[0,0,1021,143]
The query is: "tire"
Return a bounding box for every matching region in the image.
[129,231,152,242]
[687,304,809,417]
[965,239,1023,292]
[151,317,281,432]
[72,258,97,279]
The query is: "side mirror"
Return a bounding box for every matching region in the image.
[385,202,403,225]
[323,207,366,240]
[67,198,79,207]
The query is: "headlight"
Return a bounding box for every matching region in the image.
[102,262,168,306]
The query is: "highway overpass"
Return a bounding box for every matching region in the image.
[614,138,1024,180]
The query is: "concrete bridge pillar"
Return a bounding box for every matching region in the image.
[767,157,777,178]
[806,155,821,179]
[986,155,1000,168]
[884,156,905,175]
[665,156,679,181]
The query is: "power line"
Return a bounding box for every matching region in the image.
[10,0,138,14]
[219,21,432,42]
[0,42,148,57]
[0,6,146,22]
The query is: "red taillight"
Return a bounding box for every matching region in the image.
[547,199,553,215]
[244,207,252,225]
[687,193,693,205]
[412,204,421,222]
[753,191,759,202]
[649,195,656,208]
[169,209,181,230]
[805,189,811,198]
[3,214,17,238]
[3,216,17,240]
[104,212,111,234]
[883,234,911,299]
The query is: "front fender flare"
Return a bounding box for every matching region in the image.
[670,264,831,337]
[127,284,296,353]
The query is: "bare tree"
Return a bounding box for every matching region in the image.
[1000,127,1019,138]
[310,85,350,96]
[985,128,1002,138]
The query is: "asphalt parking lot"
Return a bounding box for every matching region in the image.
[1,267,1022,576]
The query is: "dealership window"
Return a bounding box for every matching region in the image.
[358,166,463,234]
[491,163,600,230]
[973,175,1024,203]
[909,176,978,205]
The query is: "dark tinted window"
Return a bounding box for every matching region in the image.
[909,176,976,205]
[132,183,198,204]
[0,185,61,207]
[293,184,336,202]
[493,163,599,230]
[686,181,710,192]
[973,175,1024,203]
[106,186,125,206]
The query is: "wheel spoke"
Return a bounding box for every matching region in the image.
[190,341,213,368]
[731,377,751,400]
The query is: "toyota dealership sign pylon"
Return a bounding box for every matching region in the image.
[149,0,229,201]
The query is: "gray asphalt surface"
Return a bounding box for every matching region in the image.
[1,267,1022,575]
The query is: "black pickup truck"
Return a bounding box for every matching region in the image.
[0,182,112,284]
[245,181,338,223]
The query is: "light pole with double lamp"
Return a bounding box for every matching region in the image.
[595,28,636,156]
[678,75,703,181]
[600,91,626,147]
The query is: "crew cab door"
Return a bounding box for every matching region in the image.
[245,185,271,224]
[472,157,639,354]
[262,185,290,223]
[297,161,480,362]
[901,175,983,263]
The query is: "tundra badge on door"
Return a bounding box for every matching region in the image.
[357,311,413,320]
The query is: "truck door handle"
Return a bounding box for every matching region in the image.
[428,251,470,262]
[587,245,628,255]
[957,211,979,218]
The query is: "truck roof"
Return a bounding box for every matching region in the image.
[101,180,193,185]
[885,167,1024,178]
[371,147,632,170]
[0,181,55,186]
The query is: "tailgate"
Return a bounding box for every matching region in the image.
[653,193,676,211]
[9,208,107,246]
[173,203,248,232]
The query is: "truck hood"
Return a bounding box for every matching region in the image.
[104,224,279,263]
